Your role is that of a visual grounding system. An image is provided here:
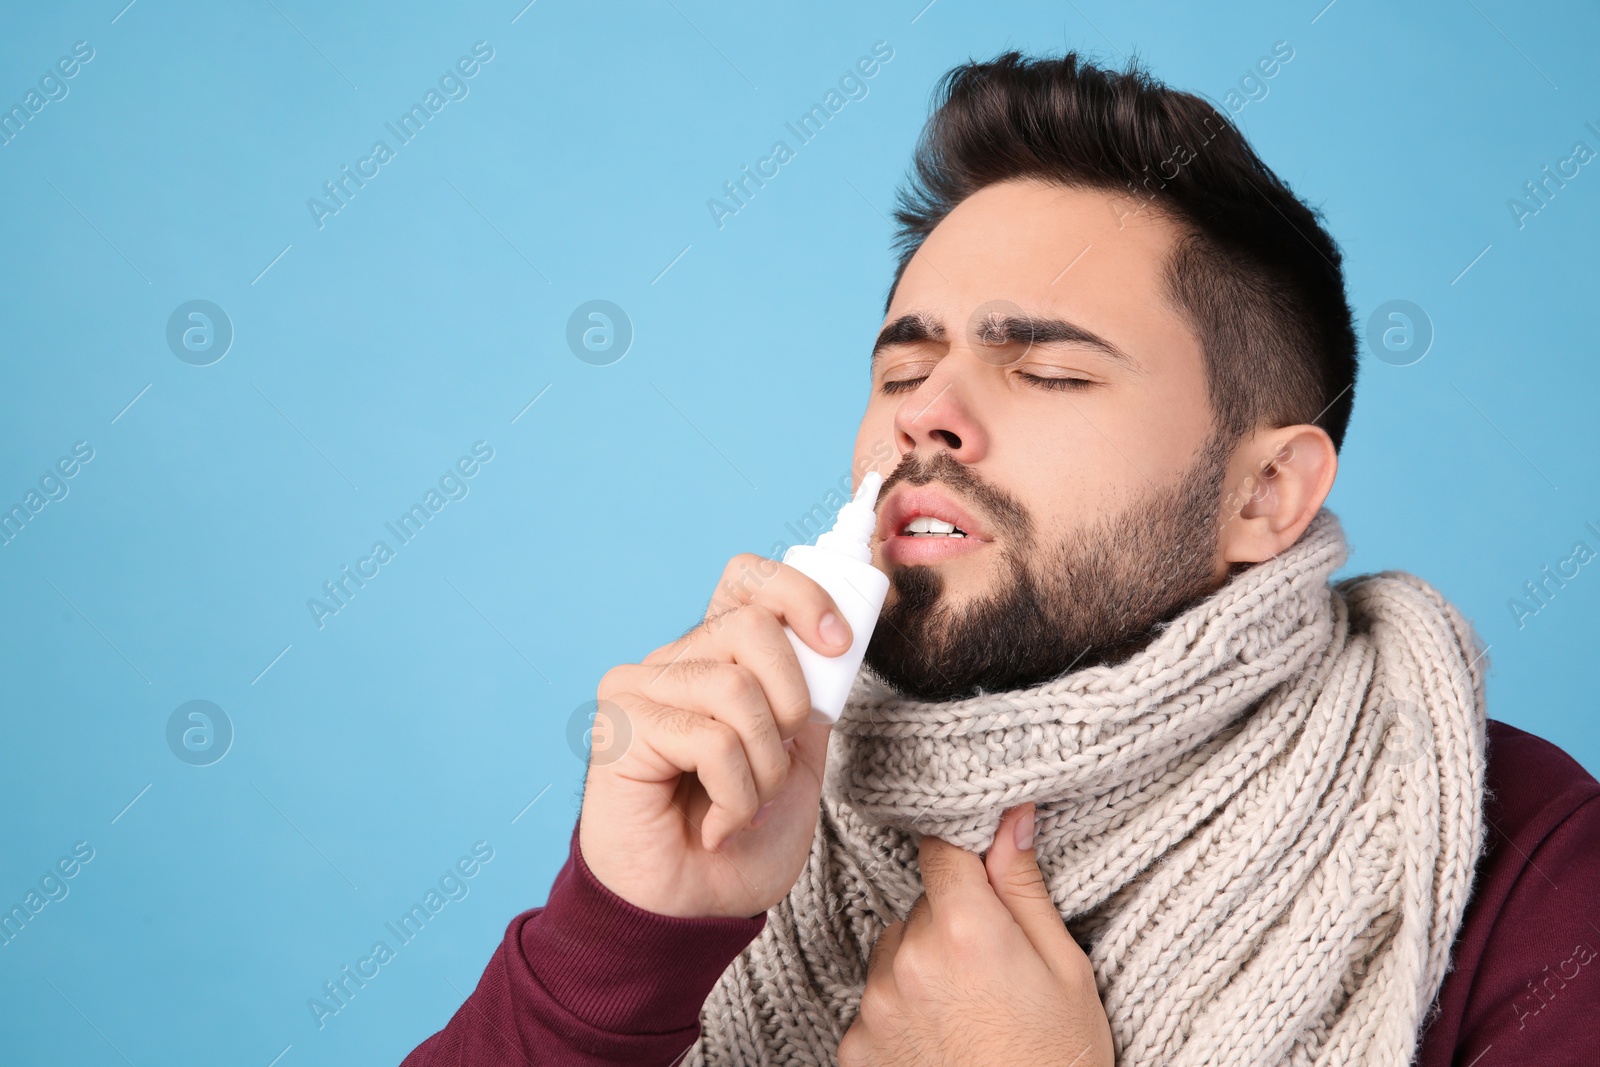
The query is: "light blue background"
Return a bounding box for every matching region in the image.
[2,1,1596,1063]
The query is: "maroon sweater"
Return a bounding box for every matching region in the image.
[401,720,1600,1065]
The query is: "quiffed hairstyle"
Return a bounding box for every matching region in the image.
[887,51,1358,450]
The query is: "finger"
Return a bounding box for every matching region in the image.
[605,652,797,807]
[854,918,908,1052]
[688,603,817,738]
[901,890,932,936]
[609,693,762,850]
[917,832,1000,918]
[836,1022,871,1067]
[703,552,786,623]
[984,803,1079,965]
[649,553,853,663]
[865,917,906,979]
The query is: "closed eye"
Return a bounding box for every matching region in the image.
[878,372,1097,395]
[1017,373,1094,390]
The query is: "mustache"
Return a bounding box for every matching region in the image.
[878,450,1033,543]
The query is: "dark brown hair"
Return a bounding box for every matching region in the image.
[887,51,1358,450]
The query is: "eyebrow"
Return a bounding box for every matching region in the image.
[871,311,946,360]
[871,310,1140,371]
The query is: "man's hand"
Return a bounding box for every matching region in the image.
[579,553,849,920]
[838,803,1114,1067]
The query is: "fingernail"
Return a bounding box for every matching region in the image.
[782,736,796,753]
[752,802,774,828]
[1013,806,1035,852]
[819,612,849,648]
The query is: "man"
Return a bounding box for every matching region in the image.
[403,52,1600,1066]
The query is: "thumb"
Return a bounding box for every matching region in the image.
[985,803,1071,957]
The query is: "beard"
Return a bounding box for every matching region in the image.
[862,435,1235,703]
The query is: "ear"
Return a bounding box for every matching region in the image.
[1216,425,1338,567]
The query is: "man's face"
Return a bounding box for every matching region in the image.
[853,179,1235,701]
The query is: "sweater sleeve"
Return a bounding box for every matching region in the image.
[399,820,767,1067]
[1437,793,1600,1065]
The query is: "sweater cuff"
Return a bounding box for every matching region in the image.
[522,820,767,1035]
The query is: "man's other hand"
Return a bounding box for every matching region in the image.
[838,803,1114,1067]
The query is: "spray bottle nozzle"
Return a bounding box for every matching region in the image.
[853,470,883,508]
[815,470,883,563]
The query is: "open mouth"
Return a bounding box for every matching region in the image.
[900,516,968,538]
[877,485,990,564]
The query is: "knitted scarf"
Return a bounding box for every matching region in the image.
[685,509,1487,1066]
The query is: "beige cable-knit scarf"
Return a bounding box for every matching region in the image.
[686,510,1487,1066]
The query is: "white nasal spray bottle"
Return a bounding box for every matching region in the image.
[782,470,890,724]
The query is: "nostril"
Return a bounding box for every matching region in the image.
[933,429,962,449]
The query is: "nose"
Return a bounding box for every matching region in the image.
[891,356,988,463]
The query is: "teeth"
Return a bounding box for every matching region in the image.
[902,515,967,537]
